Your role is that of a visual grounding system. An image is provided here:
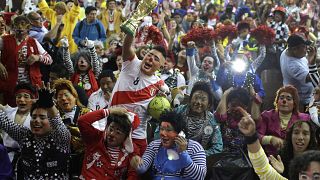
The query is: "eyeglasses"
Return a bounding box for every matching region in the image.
[279,95,293,101]
[299,172,320,180]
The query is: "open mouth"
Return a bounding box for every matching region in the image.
[161,138,170,145]
[144,62,152,70]
[296,142,305,148]
[32,125,43,130]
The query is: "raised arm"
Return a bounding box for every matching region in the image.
[122,33,136,62]
[251,45,266,73]
[87,40,102,78]
[0,110,30,143]
[60,37,75,75]
[211,42,221,71]
[238,107,287,180]
[186,41,200,77]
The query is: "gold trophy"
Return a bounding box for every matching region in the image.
[120,0,158,36]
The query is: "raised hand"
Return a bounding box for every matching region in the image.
[175,135,187,153]
[269,154,284,174]
[108,107,128,116]
[237,106,256,136]
[36,81,55,108]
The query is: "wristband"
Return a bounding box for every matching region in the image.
[244,132,259,145]
[186,48,195,56]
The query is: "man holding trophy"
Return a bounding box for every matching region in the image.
[109,0,169,155]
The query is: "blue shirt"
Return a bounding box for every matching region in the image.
[72,19,107,46]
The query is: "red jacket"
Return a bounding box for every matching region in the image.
[71,69,99,97]
[0,35,42,92]
[78,109,139,180]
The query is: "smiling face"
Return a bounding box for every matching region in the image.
[105,122,127,148]
[277,92,294,114]
[201,56,214,73]
[30,108,52,137]
[77,56,90,72]
[16,92,34,114]
[160,122,178,148]
[190,90,210,116]
[140,49,165,76]
[292,122,311,155]
[56,89,76,112]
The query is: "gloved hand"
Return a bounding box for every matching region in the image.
[37,81,55,108]
[60,36,69,47]
[87,39,95,49]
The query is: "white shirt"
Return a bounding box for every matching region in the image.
[88,88,109,130]
[110,56,168,139]
[1,106,31,161]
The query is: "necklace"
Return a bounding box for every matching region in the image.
[109,10,114,23]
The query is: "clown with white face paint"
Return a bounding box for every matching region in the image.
[60,37,101,97]
[185,41,222,100]
[130,111,207,180]
[0,83,36,162]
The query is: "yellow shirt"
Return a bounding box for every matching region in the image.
[38,0,80,53]
[249,146,288,180]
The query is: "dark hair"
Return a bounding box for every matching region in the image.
[13,15,30,26]
[289,150,320,180]
[227,87,250,107]
[201,54,217,68]
[237,21,250,31]
[152,45,167,59]
[280,120,318,177]
[206,3,217,14]
[30,101,43,115]
[107,114,132,137]
[14,83,37,97]
[159,110,186,133]
[50,63,70,79]
[190,81,214,108]
[85,6,97,15]
[274,85,300,114]
[98,70,116,83]
[74,51,91,72]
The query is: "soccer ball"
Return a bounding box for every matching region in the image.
[147,96,171,120]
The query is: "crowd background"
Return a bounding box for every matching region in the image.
[1,0,320,179]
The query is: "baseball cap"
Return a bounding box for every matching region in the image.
[287,33,312,48]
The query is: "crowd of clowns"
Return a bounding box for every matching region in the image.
[1,0,320,179]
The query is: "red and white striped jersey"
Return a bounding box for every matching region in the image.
[110,56,166,139]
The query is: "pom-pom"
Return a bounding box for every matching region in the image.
[250,25,275,45]
[215,24,238,41]
[181,27,216,47]
[144,25,165,46]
